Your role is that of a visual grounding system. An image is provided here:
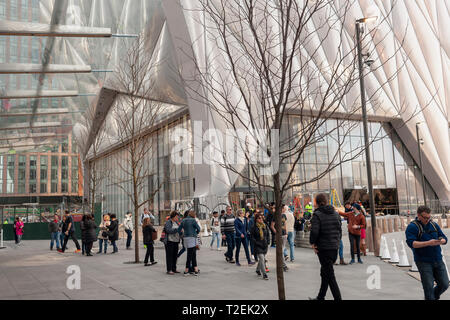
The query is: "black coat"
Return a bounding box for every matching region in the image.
[107,220,119,241]
[250,224,270,255]
[309,205,341,251]
[142,225,156,245]
[81,220,98,243]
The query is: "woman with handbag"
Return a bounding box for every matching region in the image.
[178,211,201,276]
[142,217,157,266]
[97,214,110,254]
[108,214,119,253]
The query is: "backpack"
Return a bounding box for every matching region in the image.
[411,220,438,240]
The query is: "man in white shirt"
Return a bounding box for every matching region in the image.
[283,205,296,262]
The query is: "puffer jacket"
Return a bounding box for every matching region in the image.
[250,223,270,255]
[107,220,119,241]
[309,205,341,251]
[83,220,98,242]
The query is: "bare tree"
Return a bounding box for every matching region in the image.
[109,35,167,263]
[182,0,423,299]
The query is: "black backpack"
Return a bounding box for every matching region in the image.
[411,220,438,240]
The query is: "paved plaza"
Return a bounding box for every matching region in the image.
[1,228,449,300]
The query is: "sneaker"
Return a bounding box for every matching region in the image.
[263,274,269,280]
[290,259,294,262]
[75,249,81,253]
[256,270,261,276]
[283,266,289,272]
[265,268,270,273]
[194,271,199,276]
[167,271,175,275]
[236,262,241,266]
[173,270,180,274]
[57,249,63,253]
[349,259,355,265]
[248,261,256,265]
[183,271,190,276]
[358,259,363,264]
[145,263,151,266]
[86,253,93,256]
[229,259,236,263]
[217,248,222,251]
[96,251,102,254]
[151,261,158,265]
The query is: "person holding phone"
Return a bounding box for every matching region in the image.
[406,206,448,300]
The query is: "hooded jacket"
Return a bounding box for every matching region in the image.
[309,205,341,251]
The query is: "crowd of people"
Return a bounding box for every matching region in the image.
[23,195,447,300]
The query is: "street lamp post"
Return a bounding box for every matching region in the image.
[356,18,378,255]
[416,123,427,206]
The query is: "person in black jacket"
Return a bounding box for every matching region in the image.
[108,213,119,253]
[309,193,342,300]
[142,217,157,266]
[83,215,97,256]
[80,214,88,255]
[250,213,270,280]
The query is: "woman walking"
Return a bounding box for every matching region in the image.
[97,214,110,254]
[164,211,181,275]
[14,217,24,244]
[108,214,119,253]
[142,217,157,266]
[178,211,201,276]
[84,215,97,256]
[250,213,270,280]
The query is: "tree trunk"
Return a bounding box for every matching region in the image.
[134,206,139,263]
[273,174,286,300]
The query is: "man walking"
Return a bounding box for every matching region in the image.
[283,205,295,262]
[406,206,448,300]
[309,193,342,300]
[59,210,81,253]
[221,206,236,263]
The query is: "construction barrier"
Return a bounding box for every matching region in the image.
[389,239,400,264]
[397,240,411,267]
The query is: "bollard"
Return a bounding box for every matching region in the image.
[393,217,399,232]
[374,227,381,257]
[383,218,389,234]
[388,216,394,233]
[367,225,374,253]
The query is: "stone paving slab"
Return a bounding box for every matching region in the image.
[0,231,448,300]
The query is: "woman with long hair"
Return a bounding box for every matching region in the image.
[142,217,157,266]
[97,214,110,254]
[250,213,270,280]
[178,211,201,276]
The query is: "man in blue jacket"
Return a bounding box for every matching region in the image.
[405,206,449,300]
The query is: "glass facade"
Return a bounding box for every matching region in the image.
[92,114,439,223]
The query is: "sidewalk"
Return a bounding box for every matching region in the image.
[0,232,446,300]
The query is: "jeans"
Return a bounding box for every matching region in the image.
[235,236,251,263]
[50,231,61,249]
[283,231,295,261]
[317,249,342,300]
[165,241,179,272]
[416,260,449,300]
[98,238,108,253]
[256,253,267,276]
[248,234,255,257]
[144,243,155,264]
[62,231,81,252]
[225,232,235,260]
[16,234,22,243]
[349,233,361,260]
[210,232,220,249]
[111,240,118,252]
[125,229,132,248]
[186,247,198,269]
[338,239,344,260]
[59,232,65,246]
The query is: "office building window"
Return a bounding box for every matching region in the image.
[61,156,68,193]
[18,155,26,194]
[32,0,39,22]
[9,37,18,62]
[40,155,47,193]
[10,1,18,20]
[51,155,58,193]
[6,155,15,193]
[0,38,5,63]
[71,156,78,193]
[29,155,37,193]
[21,0,28,21]
[20,37,28,62]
